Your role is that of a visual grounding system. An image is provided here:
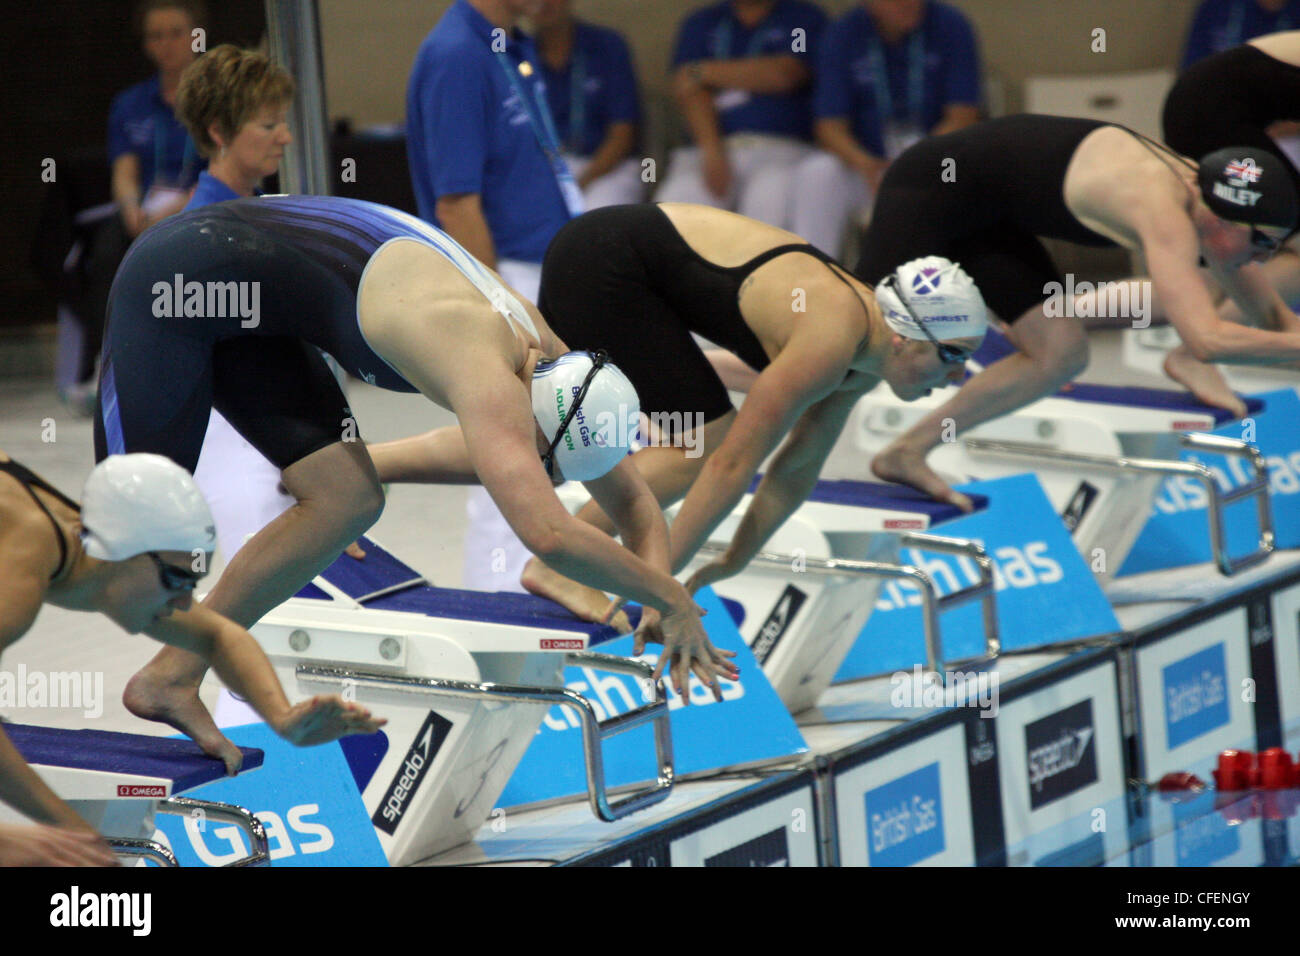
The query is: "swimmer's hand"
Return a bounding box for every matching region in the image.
[345,540,367,559]
[871,442,975,513]
[633,604,739,704]
[272,696,387,747]
[0,822,120,867]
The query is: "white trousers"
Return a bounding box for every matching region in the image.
[564,154,646,209]
[787,151,875,258]
[654,134,813,229]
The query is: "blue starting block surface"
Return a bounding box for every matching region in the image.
[836,473,1121,680]
[748,475,989,521]
[296,537,634,646]
[1122,388,1300,575]
[974,331,1262,424]
[6,723,263,794]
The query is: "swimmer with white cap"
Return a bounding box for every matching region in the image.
[369,203,988,610]
[96,193,735,728]
[0,451,385,865]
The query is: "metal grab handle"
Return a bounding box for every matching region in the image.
[296,656,674,824]
[965,434,1275,576]
[697,534,1000,680]
[901,532,1001,666]
[1180,433,1275,575]
[108,837,177,867]
[159,797,271,867]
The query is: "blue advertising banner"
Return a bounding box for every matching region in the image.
[155,722,389,867]
[498,588,807,808]
[1120,389,1300,576]
[864,762,946,866]
[836,474,1120,681]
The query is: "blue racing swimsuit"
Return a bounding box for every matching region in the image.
[94,194,534,472]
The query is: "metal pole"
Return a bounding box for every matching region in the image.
[265,0,331,195]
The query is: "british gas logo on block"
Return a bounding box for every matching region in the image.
[864,762,945,866]
[1163,644,1230,749]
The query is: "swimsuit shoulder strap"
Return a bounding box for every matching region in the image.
[0,459,77,580]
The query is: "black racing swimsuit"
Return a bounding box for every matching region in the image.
[539,203,859,426]
[1163,43,1300,194]
[0,459,78,580]
[855,113,1124,323]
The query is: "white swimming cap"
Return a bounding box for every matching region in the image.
[875,257,989,343]
[81,454,217,561]
[532,351,640,481]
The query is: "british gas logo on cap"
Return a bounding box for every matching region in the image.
[910,268,943,295]
[1224,158,1262,186]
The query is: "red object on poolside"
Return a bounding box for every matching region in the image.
[1212,749,1256,791]
[1257,748,1294,790]
[1157,771,1205,791]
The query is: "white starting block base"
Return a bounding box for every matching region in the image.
[413,553,1300,865]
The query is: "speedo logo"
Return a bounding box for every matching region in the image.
[372,710,453,835]
[1025,699,1098,808]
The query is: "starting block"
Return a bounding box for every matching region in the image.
[677,478,998,711]
[0,723,268,866]
[246,539,674,865]
[823,331,1275,586]
[1124,324,1300,398]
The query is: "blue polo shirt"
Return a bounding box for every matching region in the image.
[814,2,981,158]
[672,0,828,141]
[540,20,642,158]
[407,0,571,263]
[107,75,203,192]
[183,170,241,211]
[1182,0,1300,66]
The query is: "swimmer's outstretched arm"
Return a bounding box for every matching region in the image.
[1143,216,1300,364]
[667,328,860,575]
[685,385,864,594]
[145,605,386,752]
[448,360,738,693]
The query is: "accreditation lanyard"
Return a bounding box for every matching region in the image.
[495,47,585,217]
[1223,2,1291,47]
[567,45,588,155]
[154,107,197,187]
[865,31,926,129]
[713,16,774,59]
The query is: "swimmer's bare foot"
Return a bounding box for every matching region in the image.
[1164,345,1248,420]
[124,667,243,775]
[522,557,633,633]
[871,441,974,512]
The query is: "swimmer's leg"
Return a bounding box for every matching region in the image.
[872,306,1087,510]
[125,440,383,758]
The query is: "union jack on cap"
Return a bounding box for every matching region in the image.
[1225,158,1262,184]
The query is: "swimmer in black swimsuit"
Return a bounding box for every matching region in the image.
[1158,30,1300,374]
[96,195,734,721]
[854,113,1300,510]
[370,202,988,609]
[0,452,383,865]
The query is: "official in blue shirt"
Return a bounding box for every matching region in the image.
[791,0,982,257]
[1181,0,1300,66]
[408,0,583,592]
[534,0,645,208]
[407,0,578,270]
[656,0,827,228]
[109,1,207,239]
